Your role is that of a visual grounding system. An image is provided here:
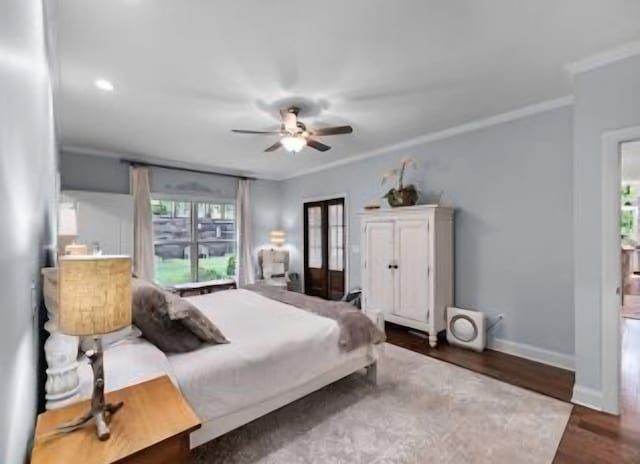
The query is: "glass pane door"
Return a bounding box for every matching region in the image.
[328,203,344,271]
[307,206,323,269]
[304,198,346,300]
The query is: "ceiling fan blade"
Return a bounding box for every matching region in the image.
[310,125,353,136]
[231,129,283,135]
[264,141,283,152]
[307,139,331,152]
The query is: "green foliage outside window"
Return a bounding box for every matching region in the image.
[226,254,236,277]
[622,210,634,239]
[622,184,635,239]
[152,200,170,216]
[155,255,235,285]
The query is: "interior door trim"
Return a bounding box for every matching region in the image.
[299,193,349,293]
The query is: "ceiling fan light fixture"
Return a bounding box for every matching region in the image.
[94,78,114,92]
[231,107,351,153]
[281,135,307,153]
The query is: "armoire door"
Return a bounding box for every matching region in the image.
[304,198,346,300]
[364,221,395,313]
[394,220,430,322]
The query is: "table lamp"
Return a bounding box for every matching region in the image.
[270,230,286,248]
[56,255,132,441]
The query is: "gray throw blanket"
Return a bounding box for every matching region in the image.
[246,285,385,352]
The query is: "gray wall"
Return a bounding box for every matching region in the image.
[1,0,57,462]
[573,55,640,394]
[60,151,239,198]
[60,151,130,194]
[151,166,237,199]
[280,107,575,356]
[252,180,282,253]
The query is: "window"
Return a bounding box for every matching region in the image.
[225,204,235,220]
[152,199,236,286]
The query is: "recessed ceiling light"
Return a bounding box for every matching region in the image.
[94,79,114,92]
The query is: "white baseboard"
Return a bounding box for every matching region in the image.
[487,337,575,371]
[571,385,603,411]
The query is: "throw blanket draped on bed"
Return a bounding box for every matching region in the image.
[246,285,385,352]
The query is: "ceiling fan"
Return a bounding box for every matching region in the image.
[231,107,353,153]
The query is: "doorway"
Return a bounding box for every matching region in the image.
[601,135,640,417]
[621,141,640,319]
[303,197,346,300]
[618,140,640,421]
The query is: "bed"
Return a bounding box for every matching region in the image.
[73,289,382,448]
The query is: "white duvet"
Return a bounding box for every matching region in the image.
[79,289,372,424]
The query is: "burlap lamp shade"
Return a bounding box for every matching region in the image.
[58,256,132,336]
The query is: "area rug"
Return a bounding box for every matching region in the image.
[192,343,572,464]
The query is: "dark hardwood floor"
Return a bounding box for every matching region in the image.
[554,319,640,463]
[385,322,574,402]
[385,321,640,463]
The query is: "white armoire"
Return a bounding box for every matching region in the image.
[360,205,454,347]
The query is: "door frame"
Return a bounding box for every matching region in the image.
[300,193,349,295]
[600,126,640,414]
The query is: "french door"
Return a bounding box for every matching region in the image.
[304,198,345,300]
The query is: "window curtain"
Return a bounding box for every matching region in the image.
[236,179,255,286]
[130,166,154,280]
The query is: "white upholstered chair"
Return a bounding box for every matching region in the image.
[257,249,291,289]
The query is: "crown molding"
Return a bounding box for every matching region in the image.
[566,40,640,76]
[281,95,574,180]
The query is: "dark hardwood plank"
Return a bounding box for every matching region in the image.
[554,319,640,463]
[385,322,574,401]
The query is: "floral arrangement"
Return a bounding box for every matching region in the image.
[382,157,418,207]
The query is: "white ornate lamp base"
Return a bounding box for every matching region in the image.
[44,325,81,410]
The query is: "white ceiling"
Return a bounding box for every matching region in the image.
[622,140,640,183]
[54,1,640,179]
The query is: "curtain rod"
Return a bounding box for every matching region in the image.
[120,158,256,181]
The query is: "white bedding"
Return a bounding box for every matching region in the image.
[168,289,373,423]
[79,289,376,426]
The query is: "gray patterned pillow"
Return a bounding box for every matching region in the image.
[165,291,229,344]
[131,279,203,353]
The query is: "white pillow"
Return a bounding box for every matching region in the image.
[79,325,143,353]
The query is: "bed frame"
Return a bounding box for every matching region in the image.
[45,332,379,449]
[190,347,379,448]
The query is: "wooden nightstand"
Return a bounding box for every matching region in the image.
[31,376,200,464]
